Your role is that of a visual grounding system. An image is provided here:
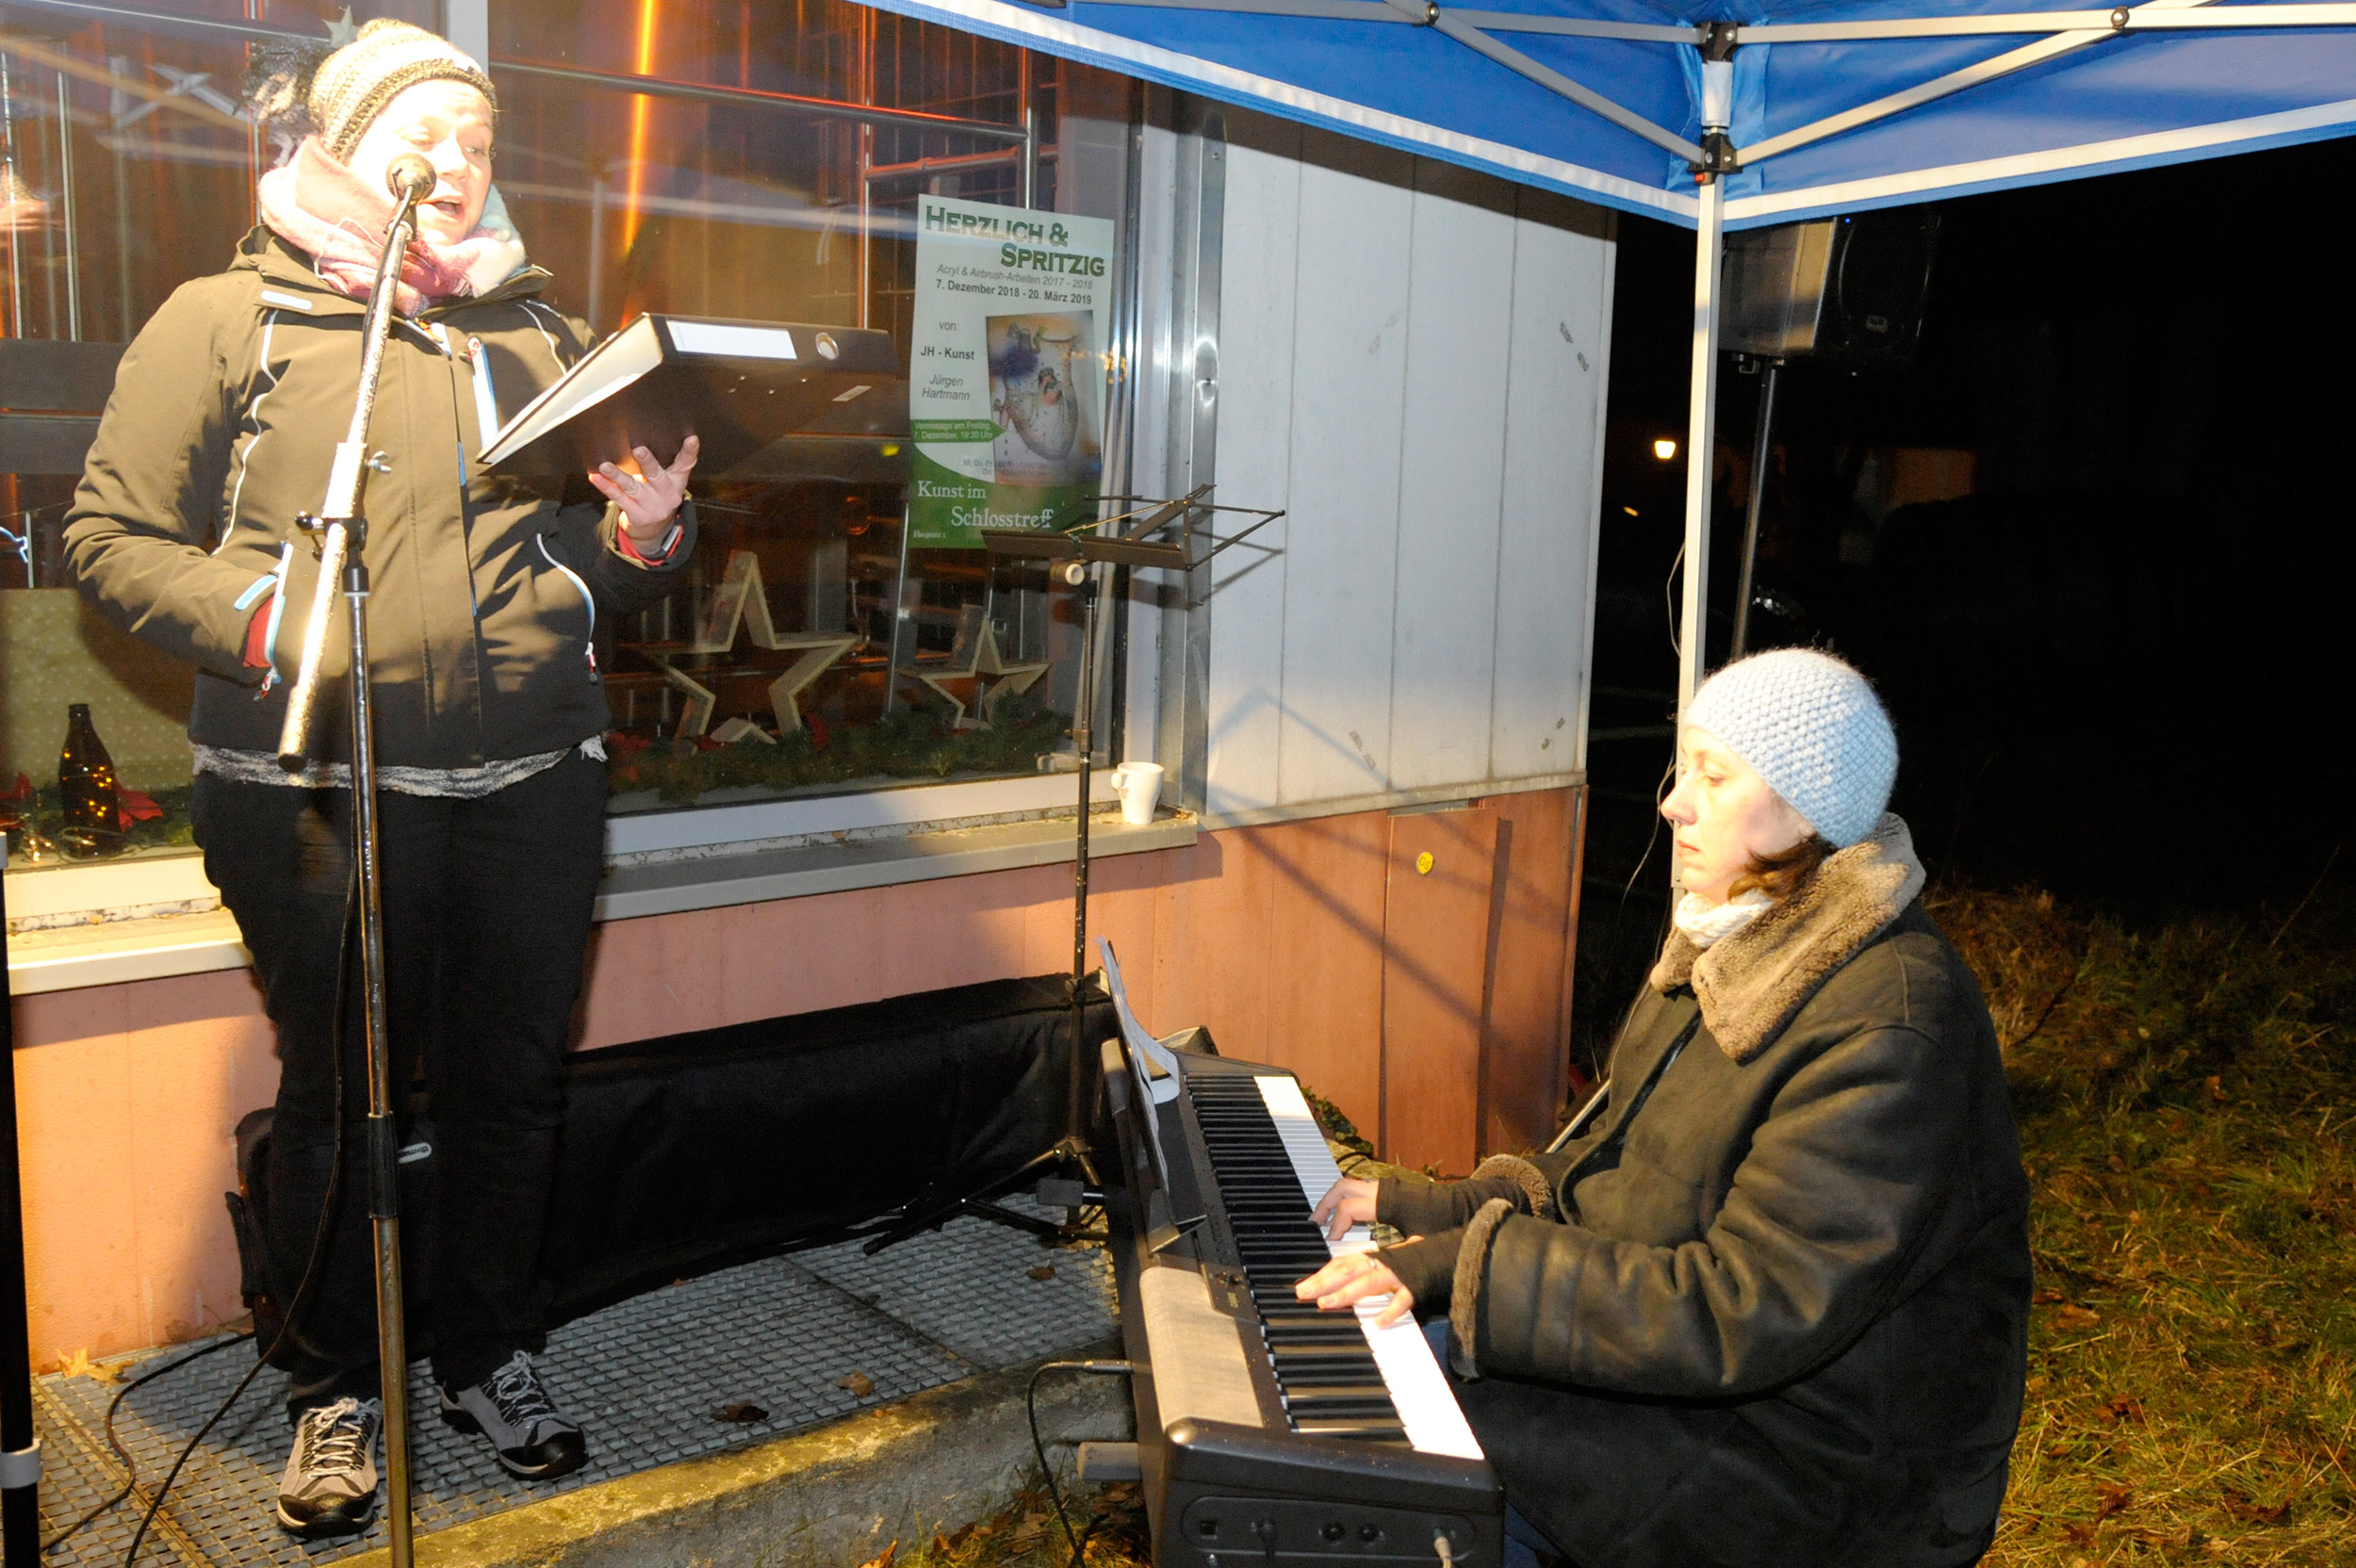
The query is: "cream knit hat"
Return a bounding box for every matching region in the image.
[308,19,497,164]
[1684,647,1898,848]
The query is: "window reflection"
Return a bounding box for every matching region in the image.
[0,0,1125,862]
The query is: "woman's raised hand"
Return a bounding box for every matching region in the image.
[591,434,700,550]
[1311,1175,1379,1241]
[1295,1249,1416,1329]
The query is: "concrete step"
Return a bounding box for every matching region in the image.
[347,1349,1134,1568]
[34,1199,1125,1567]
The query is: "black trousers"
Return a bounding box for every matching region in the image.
[191,755,607,1414]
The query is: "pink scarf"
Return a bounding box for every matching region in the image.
[256,137,528,317]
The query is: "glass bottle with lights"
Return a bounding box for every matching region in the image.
[58,702,122,856]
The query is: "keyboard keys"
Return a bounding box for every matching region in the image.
[1180,1070,1484,1462]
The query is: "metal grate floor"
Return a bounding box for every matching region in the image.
[31,1199,1116,1566]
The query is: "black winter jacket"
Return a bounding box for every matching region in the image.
[1377,817,2030,1568]
[64,228,692,768]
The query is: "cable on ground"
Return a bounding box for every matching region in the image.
[97,873,362,1566]
[1023,1359,1137,1568]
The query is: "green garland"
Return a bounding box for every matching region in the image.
[608,691,1072,808]
[8,782,197,854]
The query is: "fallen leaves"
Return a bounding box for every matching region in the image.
[2220,1489,2291,1525]
[712,1401,768,1424]
[837,1370,875,1397]
[2124,1524,2201,1549]
[1944,885,2356,1568]
[1027,1264,1057,1281]
[856,1539,898,1568]
[53,1348,121,1382]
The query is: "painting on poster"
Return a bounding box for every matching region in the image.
[907,194,1116,547]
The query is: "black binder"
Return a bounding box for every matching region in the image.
[482,313,908,482]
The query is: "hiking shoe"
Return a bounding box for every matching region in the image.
[275,1396,381,1538]
[438,1350,586,1479]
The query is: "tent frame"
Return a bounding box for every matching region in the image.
[1061,0,2356,710]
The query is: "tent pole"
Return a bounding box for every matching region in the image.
[1732,358,1778,659]
[1677,172,1724,718]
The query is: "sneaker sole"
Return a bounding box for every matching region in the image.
[438,1401,587,1480]
[274,1498,378,1540]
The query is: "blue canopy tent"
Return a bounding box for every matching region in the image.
[848,0,2356,709]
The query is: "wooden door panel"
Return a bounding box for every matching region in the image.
[1381,808,1499,1174]
[1261,812,1391,1135]
[1481,786,1584,1157]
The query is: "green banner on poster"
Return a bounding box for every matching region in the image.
[907,194,1117,548]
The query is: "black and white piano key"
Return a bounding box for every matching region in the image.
[1246,1074,1484,1461]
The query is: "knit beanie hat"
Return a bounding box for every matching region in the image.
[305,19,497,164]
[1683,647,1898,848]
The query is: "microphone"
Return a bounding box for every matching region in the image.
[384,153,435,204]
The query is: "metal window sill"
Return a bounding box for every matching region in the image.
[5,811,1195,995]
[592,808,1196,920]
[4,906,251,996]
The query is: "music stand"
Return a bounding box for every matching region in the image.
[851,484,1283,1254]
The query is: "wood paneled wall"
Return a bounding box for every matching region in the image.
[8,787,1579,1364]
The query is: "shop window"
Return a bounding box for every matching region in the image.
[0,0,1129,874]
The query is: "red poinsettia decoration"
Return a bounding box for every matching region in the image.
[117,789,164,830]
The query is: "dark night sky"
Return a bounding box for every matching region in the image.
[1584,135,2355,919]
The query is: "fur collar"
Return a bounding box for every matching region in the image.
[1649,813,1926,1063]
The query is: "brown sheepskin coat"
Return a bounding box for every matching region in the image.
[1377,816,2032,1568]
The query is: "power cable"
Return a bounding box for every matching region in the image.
[1023,1360,1135,1568]
[88,873,362,1565]
[36,1332,249,1556]
[1580,748,1678,1085]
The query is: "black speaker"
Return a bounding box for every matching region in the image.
[1722,208,1941,368]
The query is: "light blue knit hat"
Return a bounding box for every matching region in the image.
[1684,648,1897,848]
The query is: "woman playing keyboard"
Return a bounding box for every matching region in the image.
[1299,647,2030,1568]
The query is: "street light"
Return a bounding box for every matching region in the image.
[1652,437,1678,461]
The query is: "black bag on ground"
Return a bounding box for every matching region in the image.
[227,973,1108,1355]
[225,1108,439,1367]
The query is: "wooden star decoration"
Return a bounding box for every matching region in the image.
[910,605,1050,728]
[636,549,859,737]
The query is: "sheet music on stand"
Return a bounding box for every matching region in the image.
[1098,939,1179,1192]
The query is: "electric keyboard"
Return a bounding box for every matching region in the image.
[1103,1036,1503,1568]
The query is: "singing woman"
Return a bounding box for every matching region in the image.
[65,20,695,1539]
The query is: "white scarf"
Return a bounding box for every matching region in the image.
[1672,888,1775,951]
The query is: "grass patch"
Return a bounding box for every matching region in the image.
[1940,882,2356,1565]
[972,884,2356,1567]
[843,1483,1150,1568]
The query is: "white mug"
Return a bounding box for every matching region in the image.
[1108,760,1165,825]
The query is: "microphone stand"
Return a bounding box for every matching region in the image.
[275,157,434,1568]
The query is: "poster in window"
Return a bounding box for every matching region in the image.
[907,194,1115,547]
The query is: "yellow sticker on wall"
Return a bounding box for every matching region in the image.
[1415,850,1434,875]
